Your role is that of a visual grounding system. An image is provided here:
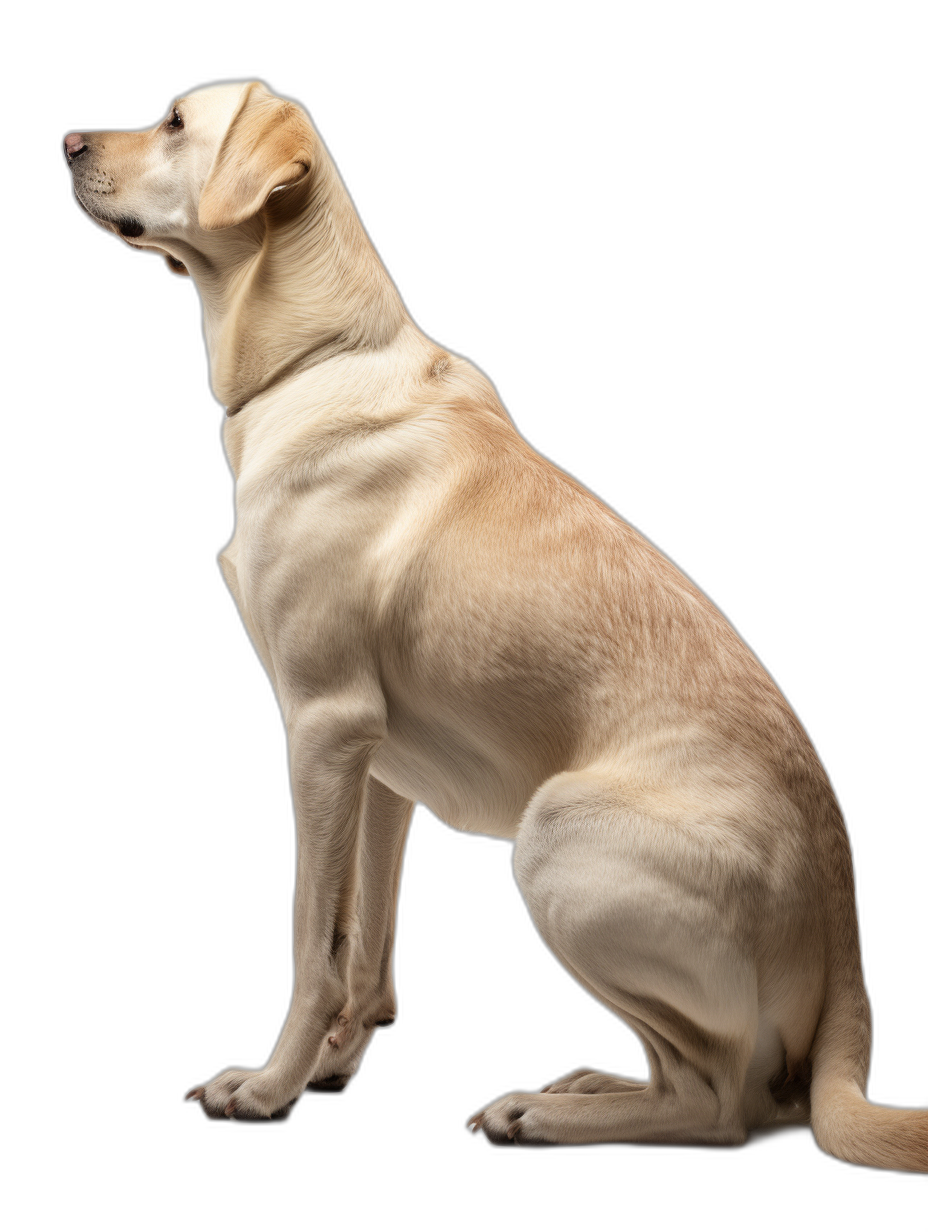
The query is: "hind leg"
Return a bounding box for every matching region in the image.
[470,772,762,1146]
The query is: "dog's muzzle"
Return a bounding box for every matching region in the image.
[64,134,145,238]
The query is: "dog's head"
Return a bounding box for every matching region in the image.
[64,81,316,274]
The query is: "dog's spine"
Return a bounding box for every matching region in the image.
[808,798,928,1172]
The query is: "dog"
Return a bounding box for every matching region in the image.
[64,80,927,1169]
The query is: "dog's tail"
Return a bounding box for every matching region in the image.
[808,805,928,1172]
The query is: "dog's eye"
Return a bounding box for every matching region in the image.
[167,109,183,130]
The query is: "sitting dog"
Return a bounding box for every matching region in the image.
[64,80,926,1169]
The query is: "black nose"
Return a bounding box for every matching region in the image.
[64,132,88,162]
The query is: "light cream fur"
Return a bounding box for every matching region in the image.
[66,81,927,1169]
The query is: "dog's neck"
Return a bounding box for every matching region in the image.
[185,148,408,412]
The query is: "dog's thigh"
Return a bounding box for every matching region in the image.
[494,772,762,1143]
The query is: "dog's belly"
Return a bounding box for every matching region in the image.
[371,727,530,839]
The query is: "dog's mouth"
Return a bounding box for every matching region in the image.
[70,172,145,239]
[73,189,145,240]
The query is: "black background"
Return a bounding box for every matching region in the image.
[38,19,921,1207]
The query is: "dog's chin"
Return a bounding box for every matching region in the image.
[73,189,145,240]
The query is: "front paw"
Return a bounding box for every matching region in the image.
[468,1093,551,1144]
[186,1068,297,1121]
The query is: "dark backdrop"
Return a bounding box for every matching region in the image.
[38,26,921,1202]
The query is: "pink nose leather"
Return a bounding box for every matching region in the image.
[64,132,86,158]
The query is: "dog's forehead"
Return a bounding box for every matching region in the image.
[180,82,251,132]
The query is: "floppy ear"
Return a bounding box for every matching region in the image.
[198,82,314,231]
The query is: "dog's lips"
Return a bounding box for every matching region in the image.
[71,185,144,242]
[71,182,112,224]
[116,217,145,238]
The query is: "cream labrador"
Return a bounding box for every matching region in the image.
[64,80,926,1169]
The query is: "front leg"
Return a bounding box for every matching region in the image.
[187,692,387,1119]
[307,775,414,1088]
